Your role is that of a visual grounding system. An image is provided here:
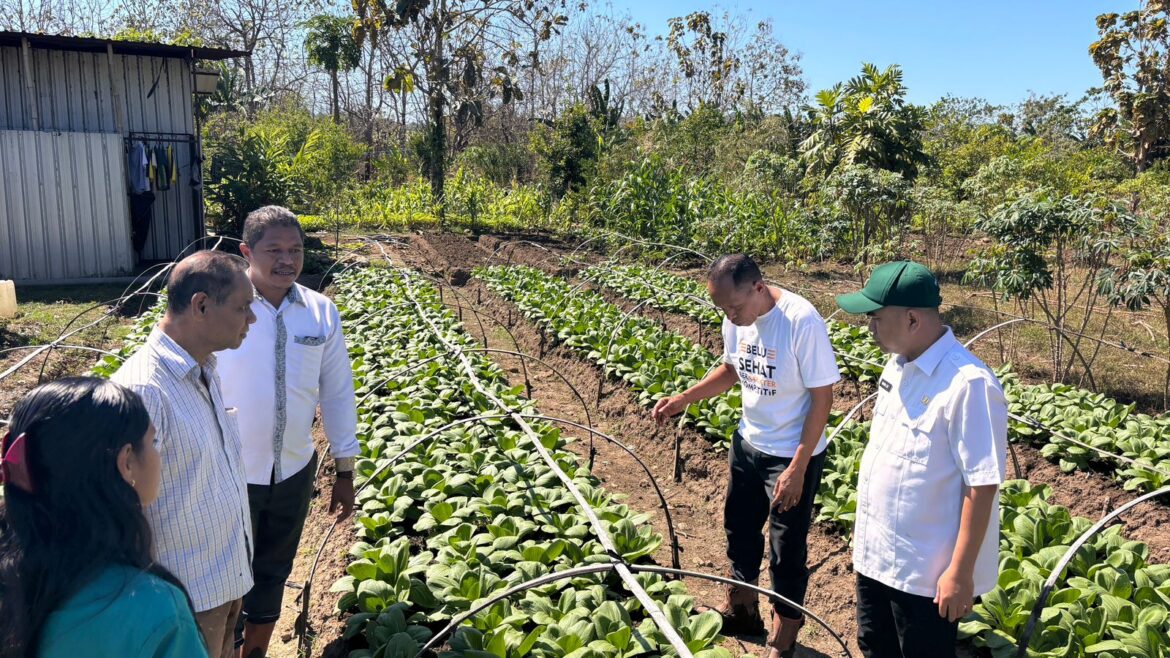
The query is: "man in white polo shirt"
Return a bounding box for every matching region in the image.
[836,261,1007,658]
[217,206,360,658]
[653,254,839,658]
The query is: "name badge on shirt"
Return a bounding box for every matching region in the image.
[294,335,326,346]
[879,378,892,392]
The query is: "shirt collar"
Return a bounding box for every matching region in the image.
[902,327,958,377]
[149,327,215,379]
[252,281,304,311]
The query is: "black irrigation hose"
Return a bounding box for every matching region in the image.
[951,293,1170,366]
[315,252,367,292]
[587,233,1170,379]
[640,566,854,658]
[0,343,121,359]
[485,239,565,271]
[1008,412,1170,481]
[306,248,692,650]
[0,293,151,384]
[1014,484,1170,657]
[33,291,166,384]
[393,259,697,657]
[415,563,855,658]
[296,413,514,656]
[587,228,1170,372]
[512,412,680,571]
[480,351,594,431]
[355,349,595,445]
[5,231,224,387]
[597,297,656,405]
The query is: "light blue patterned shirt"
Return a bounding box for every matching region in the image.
[112,328,253,612]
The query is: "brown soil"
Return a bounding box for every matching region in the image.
[457,274,861,657]
[1011,442,1170,565]
[0,349,99,418]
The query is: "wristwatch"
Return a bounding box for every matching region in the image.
[335,456,355,479]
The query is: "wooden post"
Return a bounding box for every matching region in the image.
[19,37,38,130]
[106,44,125,134]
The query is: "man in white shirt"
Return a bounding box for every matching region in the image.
[112,250,257,658]
[836,261,1007,658]
[217,206,360,658]
[653,254,840,658]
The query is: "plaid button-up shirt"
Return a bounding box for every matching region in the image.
[112,328,253,612]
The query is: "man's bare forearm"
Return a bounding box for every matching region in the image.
[677,362,739,404]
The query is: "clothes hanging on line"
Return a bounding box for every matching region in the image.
[128,141,150,194]
[153,144,173,191]
[130,140,181,193]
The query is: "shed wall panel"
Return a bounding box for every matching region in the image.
[0,130,133,280]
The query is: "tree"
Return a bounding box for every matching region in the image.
[530,102,599,198]
[661,11,803,115]
[1099,220,1170,406]
[736,19,804,115]
[799,63,929,180]
[1090,2,1170,172]
[966,194,1139,386]
[665,11,739,112]
[361,0,566,221]
[186,0,317,102]
[304,14,362,124]
[821,164,912,263]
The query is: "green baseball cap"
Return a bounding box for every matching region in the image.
[836,261,942,313]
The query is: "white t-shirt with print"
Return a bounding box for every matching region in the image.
[721,289,841,457]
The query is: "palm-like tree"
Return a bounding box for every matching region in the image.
[304,14,363,124]
[800,63,929,179]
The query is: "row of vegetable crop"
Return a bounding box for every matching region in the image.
[581,264,1170,495]
[328,266,731,658]
[476,263,1170,657]
[474,265,742,448]
[579,265,885,385]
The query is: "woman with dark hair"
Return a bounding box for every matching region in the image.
[0,377,208,658]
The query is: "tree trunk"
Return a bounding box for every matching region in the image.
[427,12,447,223]
[364,30,379,179]
[1163,303,1170,410]
[398,93,407,152]
[331,70,340,124]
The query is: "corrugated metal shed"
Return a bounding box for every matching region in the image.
[0,130,132,280]
[0,47,199,134]
[0,32,247,282]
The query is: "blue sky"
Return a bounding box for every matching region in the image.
[624,1,1128,107]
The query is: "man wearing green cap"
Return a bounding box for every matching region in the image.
[836,261,1007,658]
[653,253,840,658]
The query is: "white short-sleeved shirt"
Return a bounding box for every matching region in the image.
[721,289,841,457]
[853,328,1008,598]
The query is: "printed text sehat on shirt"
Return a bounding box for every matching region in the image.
[835,261,942,314]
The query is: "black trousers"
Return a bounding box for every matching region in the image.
[725,431,826,619]
[240,452,318,627]
[856,574,958,658]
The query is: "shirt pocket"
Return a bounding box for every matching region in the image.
[888,410,937,466]
[287,339,325,391]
